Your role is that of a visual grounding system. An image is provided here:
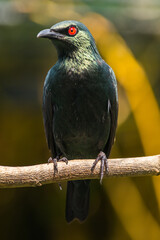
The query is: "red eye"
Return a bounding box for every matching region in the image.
[68,26,77,36]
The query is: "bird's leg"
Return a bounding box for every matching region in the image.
[48,156,68,190]
[91,151,108,184]
[48,157,58,174]
[48,156,68,175]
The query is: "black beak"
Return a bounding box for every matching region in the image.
[37,29,59,39]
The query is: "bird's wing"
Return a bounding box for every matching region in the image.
[42,83,57,158]
[103,67,118,158]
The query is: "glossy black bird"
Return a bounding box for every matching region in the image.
[37,20,118,223]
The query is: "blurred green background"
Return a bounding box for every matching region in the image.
[0,0,160,239]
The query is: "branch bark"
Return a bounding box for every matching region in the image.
[0,155,159,188]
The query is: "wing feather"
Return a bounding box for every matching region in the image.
[42,84,57,158]
[103,67,118,157]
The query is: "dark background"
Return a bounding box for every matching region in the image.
[0,0,160,239]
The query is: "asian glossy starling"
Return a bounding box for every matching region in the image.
[37,20,118,223]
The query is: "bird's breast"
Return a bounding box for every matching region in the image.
[52,74,110,158]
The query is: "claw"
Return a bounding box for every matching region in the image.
[91,151,108,184]
[48,157,53,163]
[48,156,68,175]
[58,183,62,190]
[104,157,109,173]
[60,157,68,165]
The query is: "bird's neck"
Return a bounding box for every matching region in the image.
[57,46,101,74]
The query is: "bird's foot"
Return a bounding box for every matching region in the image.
[48,157,58,174]
[48,156,68,175]
[91,151,108,184]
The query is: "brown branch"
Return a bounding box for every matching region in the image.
[0,155,160,188]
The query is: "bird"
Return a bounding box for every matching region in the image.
[37,20,118,223]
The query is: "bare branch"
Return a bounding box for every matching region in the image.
[0,155,159,188]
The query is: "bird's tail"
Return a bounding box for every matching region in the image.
[65,180,90,223]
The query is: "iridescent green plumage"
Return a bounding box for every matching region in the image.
[38,20,118,222]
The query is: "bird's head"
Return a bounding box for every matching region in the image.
[37,20,99,58]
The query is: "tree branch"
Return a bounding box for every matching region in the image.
[0,155,159,188]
